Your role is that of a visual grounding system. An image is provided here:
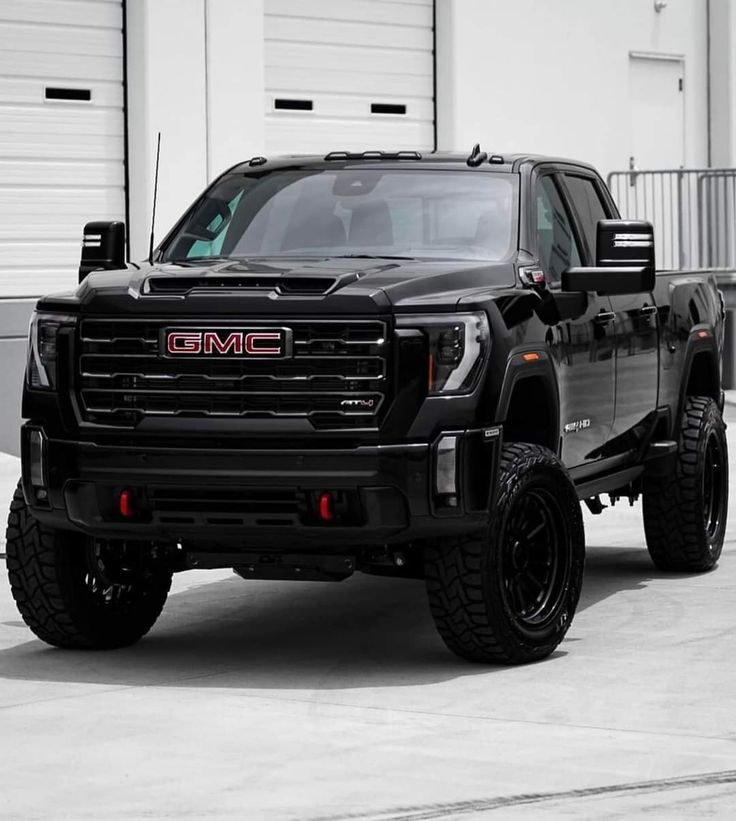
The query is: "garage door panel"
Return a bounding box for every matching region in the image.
[0,107,123,161]
[267,42,431,77]
[0,78,123,108]
[0,51,123,83]
[0,268,77,298]
[265,16,432,50]
[265,117,433,153]
[268,0,431,26]
[1,0,122,28]
[0,0,125,297]
[0,188,125,242]
[1,241,95,270]
[0,159,124,188]
[267,67,431,99]
[267,93,433,121]
[0,22,122,59]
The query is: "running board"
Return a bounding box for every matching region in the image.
[575,465,644,500]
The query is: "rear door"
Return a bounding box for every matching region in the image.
[532,170,615,468]
[561,172,659,445]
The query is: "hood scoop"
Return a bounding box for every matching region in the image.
[144,273,340,296]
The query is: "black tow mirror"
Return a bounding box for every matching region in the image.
[596,220,655,269]
[79,221,126,283]
[562,219,655,296]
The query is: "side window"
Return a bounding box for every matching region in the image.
[563,175,609,262]
[535,175,582,284]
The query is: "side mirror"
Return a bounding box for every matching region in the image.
[79,221,126,283]
[562,220,655,296]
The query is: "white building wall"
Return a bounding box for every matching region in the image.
[436,0,710,179]
[710,0,736,166]
[125,0,265,262]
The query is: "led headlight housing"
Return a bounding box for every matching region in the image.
[27,313,76,390]
[397,312,490,395]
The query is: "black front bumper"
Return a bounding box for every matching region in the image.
[22,425,502,548]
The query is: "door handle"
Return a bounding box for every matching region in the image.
[638,305,658,317]
[594,311,616,325]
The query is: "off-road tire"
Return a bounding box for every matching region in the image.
[643,396,728,572]
[424,443,585,664]
[5,482,172,649]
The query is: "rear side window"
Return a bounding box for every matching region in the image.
[535,176,581,284]
[563,175,609,262]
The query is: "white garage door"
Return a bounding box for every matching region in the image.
[264,0,435,155]
[0,0,125,298]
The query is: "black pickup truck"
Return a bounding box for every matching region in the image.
[6,149,728,665]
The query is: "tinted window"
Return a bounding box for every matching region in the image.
[564,175,609,262]
[535,175,581,284]
[164,169,518,264]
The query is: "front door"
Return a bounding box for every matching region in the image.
[560,172,659,447]
[533,172,616,468]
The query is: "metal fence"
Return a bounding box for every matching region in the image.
[607,169,736,272]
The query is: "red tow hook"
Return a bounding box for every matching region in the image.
[119,489,135,518]
[318,492,335,522]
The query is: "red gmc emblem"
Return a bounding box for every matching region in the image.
[162,328,291,358]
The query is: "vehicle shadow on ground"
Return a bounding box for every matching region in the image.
[0,545,693,690]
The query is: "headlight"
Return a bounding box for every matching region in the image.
[28,312,76,389]
[397,312,490,395]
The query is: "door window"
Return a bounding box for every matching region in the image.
[535,176,581,284]
[563,175,609,262]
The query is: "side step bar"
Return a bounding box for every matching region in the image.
[575,466,644,501]
[574,440,678,500]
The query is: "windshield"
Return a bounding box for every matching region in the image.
[162,168,518,263]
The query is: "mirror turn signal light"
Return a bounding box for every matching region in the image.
[523,352,540,362]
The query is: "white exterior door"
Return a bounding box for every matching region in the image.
[264,0,435,154]
[0,0,126,298]
[629,55,685,171]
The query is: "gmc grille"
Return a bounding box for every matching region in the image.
[77,318,390,429]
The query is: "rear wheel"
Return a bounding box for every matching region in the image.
[643,396,728,571]
[5,482,172,649]
[424,443,585,664]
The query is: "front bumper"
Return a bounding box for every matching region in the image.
[21,425,502,548]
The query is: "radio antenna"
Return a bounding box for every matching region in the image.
[148,132,161,264]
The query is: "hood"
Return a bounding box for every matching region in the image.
[37,257,517,316]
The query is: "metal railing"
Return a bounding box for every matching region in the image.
[607,168,736,271]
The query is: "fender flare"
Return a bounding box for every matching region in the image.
[675,324,721,430]
[495,348,560,454]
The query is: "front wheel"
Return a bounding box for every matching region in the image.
[5,482,172,649]
[424,443,585,664]
[643,396,729,572]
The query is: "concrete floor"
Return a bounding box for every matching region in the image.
[1,409,736,819]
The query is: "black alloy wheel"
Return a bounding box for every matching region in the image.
[5,481,172,649]
[425,442,585,664]
[501,487,570,631]
[643,396,729,572]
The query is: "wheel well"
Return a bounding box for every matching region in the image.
[502,376,557,452]
[686,351,719,402]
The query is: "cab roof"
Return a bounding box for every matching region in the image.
[227,150,598,177]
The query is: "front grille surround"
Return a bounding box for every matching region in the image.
[76,318,391,429]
